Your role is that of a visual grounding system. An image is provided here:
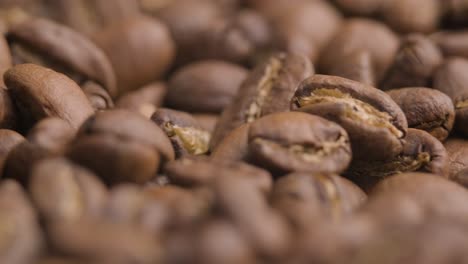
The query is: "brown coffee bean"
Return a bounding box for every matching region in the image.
[41,0,140,36]
[247,112,352,176]
[26,117,75,155]
[47,218,162,263]
[272,0,343,63]
[271,172,366,230]
[433,57,468,136]
[164,156,272,193]
[347,128,448,191]
[4,64,95,130]
[0,179,44,264]
[151,108,211,157]
[68,110,174,184]
[0,129,23,175]
[193,219,257,264]
[115,82,167,119]
[7,17,117,97]
[444,138,468,178]
[370,172,468,221]
[326,50,375,86]
[387,87,455,141]
[29,158,108,222]
[213,173,292,259]
[292,74,408,161]
[144,185,213,227]
[319,18,399,81]
[381,34,443,90]
[167,60,248,113]
[431,31,468,58]
[211,52,314,149]
[94,15,175,95]
[380,0,440,33]
[211,123,250,163]
[81,81,114,111]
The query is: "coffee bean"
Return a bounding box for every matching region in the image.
[0,179,44,264]
[326,50,375,86]
[211,123,250,163]
[152,108,211,157]
[444,138,468,178]
[431,31,468,58]
[433,57,468,136]
[347,128,448,191]
[319,18,399,81]
[293,74,408,161]
[29,158,108,222]
[0,129,23,175]
[211,52,313,149]
[381,34,443,90]
[271,172,366,229]
[4,64,95,130]
[271,0,343,63]
[94,15,175,95]
[248,112,351,176]
[387,87,455,141]
[381,0,440,33]
[26,117,75,155]
[115,82,167,118]
[7,17,117,97]
[167,60,248,113]
[68,110,174,184]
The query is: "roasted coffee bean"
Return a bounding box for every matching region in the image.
[370,172,468,221]
[151,108,211,157]
[431,31,468,58]
[387,87,455,141]
[143,185,214,227]
[247,112,352,176]
[193,219,256,264]
[319,18,399,82]
[26,117,75,155]
[213,173,292,259]
[381,34,443,90]
[81,81,114,111]
[166,60,248,113]
[271,0,342,63]
[0,129,23,175]
[0,179,44,264]
[211,123,250,163]
[40,0,140,36]
[347,129,448,191]
[156,1,272,65]
[444,138,468,178]
[271,172,366,230]
[47,218,162,263]
[4,64,95,130]
[7,17,117,97]
[325,50,375,86]
[433,57,468,136]
[211,52,313,149]
[292,74,408,161]
[29,158,108,222]
[380,0,440,34]
[94,15,175,95]
[115,82,167,118]
[68,110,174,184]
[164,156,272,193]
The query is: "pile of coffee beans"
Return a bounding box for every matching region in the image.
[1,0,468,263]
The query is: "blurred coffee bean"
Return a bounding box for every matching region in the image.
[116,82,167,119]
[167,60,247,113]
[387,87,455,141]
